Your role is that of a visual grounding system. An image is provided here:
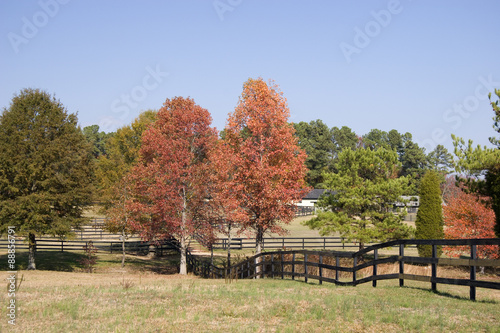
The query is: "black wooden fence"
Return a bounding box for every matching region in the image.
[213,237,373,250]
[187,238,500,301]
[0,239,178,256]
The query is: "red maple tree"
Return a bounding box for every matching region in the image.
[443,187,499,259]
[127,97,218,274]
[206,140,249,268]
[223,78,309,258]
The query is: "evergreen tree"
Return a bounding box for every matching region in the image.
[330,126,359,172]
[82,124,113,158]
[0,88,94,269]
[294,120,333,188]
[415,170,444,257]
[305,147,413,251]
[362,129,390,150]
[399,133,428,195]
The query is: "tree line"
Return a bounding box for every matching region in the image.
[1,82,499,272]
[0,80,309,273]
[293,120,453,193]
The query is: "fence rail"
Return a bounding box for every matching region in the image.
[188,238,500,301]
[0,239,178,256]
[213,237,379,250]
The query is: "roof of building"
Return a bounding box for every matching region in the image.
[303,189,334,200]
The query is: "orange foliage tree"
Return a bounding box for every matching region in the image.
[223,78,309,258]
[206,140,249,268]
[443,188,499,259]
[127,97,218,274]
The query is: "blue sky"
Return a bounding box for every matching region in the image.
[1,0,500,154]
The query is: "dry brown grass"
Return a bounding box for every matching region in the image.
[1,268,498,333]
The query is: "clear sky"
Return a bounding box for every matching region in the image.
[2,0,500,154]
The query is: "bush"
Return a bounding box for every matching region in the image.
[415,171,444,257]
[79,241,98,273]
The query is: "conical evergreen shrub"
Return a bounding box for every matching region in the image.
[415,170,444,257]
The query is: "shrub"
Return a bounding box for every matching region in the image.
[415,171,444,257]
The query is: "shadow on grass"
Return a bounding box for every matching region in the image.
[0,250,183,274]
[401,285,498,304]
[0,251,85,271]
[97,252,181,275]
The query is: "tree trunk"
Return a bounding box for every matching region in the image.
[179,235,187,275]
[179,191,188,275]
[227,222,232,270]
[121,229,126,268]
[27,232,36,270]
[255,226,264,278]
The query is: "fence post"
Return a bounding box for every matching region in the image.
[353,255,357,285]
[61,240,64,252]
[292,252,296,280]
[302,238,305,250]
[271,254,274,279]
[324,238,326,250]
[372,248,378,288]
[399,244,404,287]
[470,244,477,301]
[431,244,437,292]
[319,254,323,285]
[335,255,339,282]
[110,242,113,254]
[281,250,284,279]
[304,253,308,283]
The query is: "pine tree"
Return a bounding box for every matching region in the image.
[0,88,94,269]
[415,170,444,257]
[305,147,413,251]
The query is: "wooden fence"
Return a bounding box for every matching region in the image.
[187,238,500,301]
[0,239,177,256]
[213,237,382,250]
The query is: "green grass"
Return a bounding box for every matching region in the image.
[0,249,499,332]
[0,271,498,333]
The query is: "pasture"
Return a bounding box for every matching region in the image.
[0,250,499,332]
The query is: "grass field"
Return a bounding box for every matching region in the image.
[0,215,498,332]
[0,250,499,333]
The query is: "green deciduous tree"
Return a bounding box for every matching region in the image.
[95,110,157,210]
[415,170,444,257]
[305,147,413,251]
[0,88,94,269]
